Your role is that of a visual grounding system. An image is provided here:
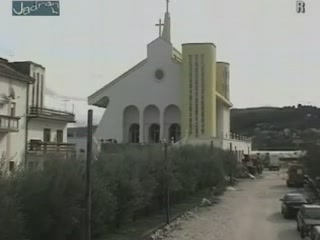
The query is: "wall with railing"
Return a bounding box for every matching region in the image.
[29,106,75,122]
[172,133,252,160]
[0,115,19,132]
[27,141,76,153]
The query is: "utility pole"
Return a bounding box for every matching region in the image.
[85,110,93,240]
[164,141,170,225]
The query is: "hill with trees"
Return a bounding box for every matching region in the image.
[230,104,320,150]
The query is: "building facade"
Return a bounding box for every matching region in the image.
[88,3,252,157]
[0,58,34,170]
[0,58,76,170]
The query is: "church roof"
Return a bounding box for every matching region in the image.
[89,1,179,106]
[88,59,147,103]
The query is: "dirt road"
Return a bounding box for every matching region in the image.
[163,171,303,240]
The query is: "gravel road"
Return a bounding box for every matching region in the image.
[162,171,303,240]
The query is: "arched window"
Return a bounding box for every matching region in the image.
[149,124,160,143]
[129,124,140,143]
[169,123,181,143]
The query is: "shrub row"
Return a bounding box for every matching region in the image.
[0,144,237,240]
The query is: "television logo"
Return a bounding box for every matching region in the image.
[296,1,306,14]
[12,0,60,16]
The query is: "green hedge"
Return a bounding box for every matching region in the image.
[0,144,237,240]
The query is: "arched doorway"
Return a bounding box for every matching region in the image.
[123,105,139,143]
[129,124,140,143]
[149,124,160,143]
[168,123,181,143]
[143,105,160,143]
[163,105,181,140]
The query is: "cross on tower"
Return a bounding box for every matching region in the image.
[155,18,164,37]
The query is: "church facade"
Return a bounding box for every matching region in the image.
[88,3,252,154]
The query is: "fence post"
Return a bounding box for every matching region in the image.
[164,140,170,225]
[85,110,93,240]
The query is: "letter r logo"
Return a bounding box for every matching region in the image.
[296,1,306,13]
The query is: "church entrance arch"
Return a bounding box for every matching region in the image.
[129,124,140,143]
[149,124,160,143]
[143,105,160,143]
[168,123,181,143]
[163,105,181,141]
[123,105,139,143]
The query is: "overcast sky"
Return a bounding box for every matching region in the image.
[0,0,319,125]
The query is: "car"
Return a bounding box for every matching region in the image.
[280,193,309,218]
[303,225,320,240]
[297,205,320,238]
[287,164,305,187]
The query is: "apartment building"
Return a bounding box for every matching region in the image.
[0,57,76,170]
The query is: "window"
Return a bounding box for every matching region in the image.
[36,73,40,107]
[10,102,16,116]
[225,68,230,99]
[201,54,205,134]
[195,55,199,137]
[304,209,320,219]
[40,74,44,107]
[43,128,51,142]
[56,130,63,143]
[169,124,181,143]
[188,55,193,135]
[129,124,140,143]
[149,124,160,143]
[32,72,36,106]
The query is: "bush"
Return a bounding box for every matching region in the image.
[0,144,237,239]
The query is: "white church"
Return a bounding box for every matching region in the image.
[88,1,252,157]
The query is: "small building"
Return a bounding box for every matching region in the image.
[9,61,76,167]
[67,126,98,155]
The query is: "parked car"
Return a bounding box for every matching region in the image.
[303,225,320,240]
[297,205,320,238]
[287,163,305,187]
[280,193,309,218]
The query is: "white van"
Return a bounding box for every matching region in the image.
[269,155,280,171]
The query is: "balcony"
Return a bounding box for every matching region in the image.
[29,106,75,123]
[0,115,19,133]
[28,141,76,153]
[27,141,76,161]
